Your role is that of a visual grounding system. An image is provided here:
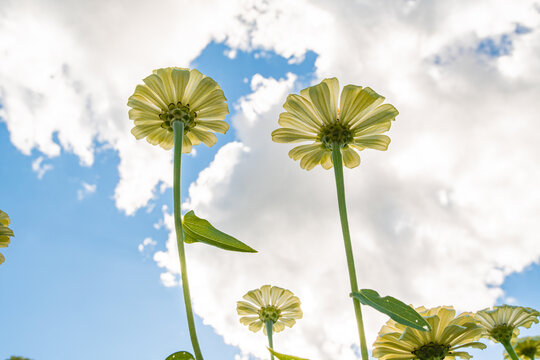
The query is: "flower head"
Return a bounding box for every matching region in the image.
[505,336,540,360]
[127,67,229,152]
[0,210,14,265]
[271,78,398,170]
[373,306,486,360]
[476,305,539,344]
[237,285,302,334]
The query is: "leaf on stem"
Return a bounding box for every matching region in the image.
[165,351,195,360]
[268,348,309,360]
[351,289,431,331]
[182,210,257,253]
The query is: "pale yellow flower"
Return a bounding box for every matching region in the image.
[237,285,302,335]
[271,78,398,170]
[505,336,540,360]
[373,306,486,360]
[127,67,229,152]
[0,210,14,265]
[476,305,539,344]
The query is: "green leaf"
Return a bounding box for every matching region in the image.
[182,210,257,253]
[165,351,195,360]
[351,289,431,331]
[268,348,309,360]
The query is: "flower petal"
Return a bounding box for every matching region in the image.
[342,147,361,168]
[278,112,319,133]
[307,78,338,125]
[187,77,220,110]
[143,73,170,105]
[190,128,218,147]
[283,94,324,129]
[271,128,317,143]
[182,69,204,105]
[288,144,323,161]
[354,135,391,151]
[171,68,190,104]
[299,147,326,170]
[341,86,385,126]
[350,103,398,133]
[196,120,229,134]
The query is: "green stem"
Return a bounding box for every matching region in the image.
[173,121,204,360]
[331,145,369,360]
[266,320,275,360]
[502,340,521,360]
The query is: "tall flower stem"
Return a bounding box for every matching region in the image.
[266,320,275,360]
[331,145,369,360]
[502,341,521,360]
[173,120,204,360]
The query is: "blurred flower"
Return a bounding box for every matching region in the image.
[505,336,540,360]
[476,305,539,344]
[373,306,486,360]
[271,78,398,170]
[128,67,229,152]
[0,210,14,265]
[237,285,302,334]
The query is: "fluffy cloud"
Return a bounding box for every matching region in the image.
[154,5,540,354]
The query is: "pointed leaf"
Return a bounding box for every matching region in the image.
[182,210,257,253]
[351,289,430,331]
[268,348,309,360]
[165,351,195,360]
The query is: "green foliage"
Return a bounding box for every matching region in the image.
[165,351,195,360]
[351,289,430,331]
[268,348,309,360]
[182,210,257,253]
[8,356,32,360]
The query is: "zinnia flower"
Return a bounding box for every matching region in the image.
[372,306,486,360]
[476,305,539,344]
[271,78,398,170]
[237,285,302,334]
[127,67,229,152]
[505,336,540,360]
[0,210,14,265]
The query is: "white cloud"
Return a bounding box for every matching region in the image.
[77,182,96,200]
[138,237,157,253]
[31,156,53,179]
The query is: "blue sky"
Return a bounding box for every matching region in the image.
[1,1,540,359]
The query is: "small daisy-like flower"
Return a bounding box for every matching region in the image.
[476,305,540,344]
[237,285,303,334]
[505,336,540,360]
[127,67,229,152]
[373,306,486,360]
[271,78,398,170]
[0,210,14,265]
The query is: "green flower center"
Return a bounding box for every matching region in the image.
[412,342,450,360]
[259,306,281,323]
[490,324,514,343]
[159,102,197,132]
[318,122,353,149]
[521,346,537,359]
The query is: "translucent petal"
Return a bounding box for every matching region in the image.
[171,68,190,104]
[237,301,260,315]
[239,315,259,325]
[182,69,204,105]
[350,103,398,133]
[243,289,264,307]
[272,128,317,143]
[182,134,193,154]
[321,152,333,169]
[288,144,323,161]
[353,135,391,151]
[127,97,161,114]
[190,128,218,147]
[307,78,338,125]
[142,73,169,105]
[155,68,176,104]
[186,131,201,146]
[132,84,168,110]
[187,77,220,110]
[278,112,319,133]
[342,147,361,168]
[248,320,263,333]
[299,147,326,170]
[260,285,272,306]
[191,89,227,113]
[341,86,385,126]
[159,132,174,150]
[196,120,229,134]
[131,124,160,140]
[283,94,324,129]
[196,103,229,120]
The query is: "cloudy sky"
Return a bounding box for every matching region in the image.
[1,0,540,359]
